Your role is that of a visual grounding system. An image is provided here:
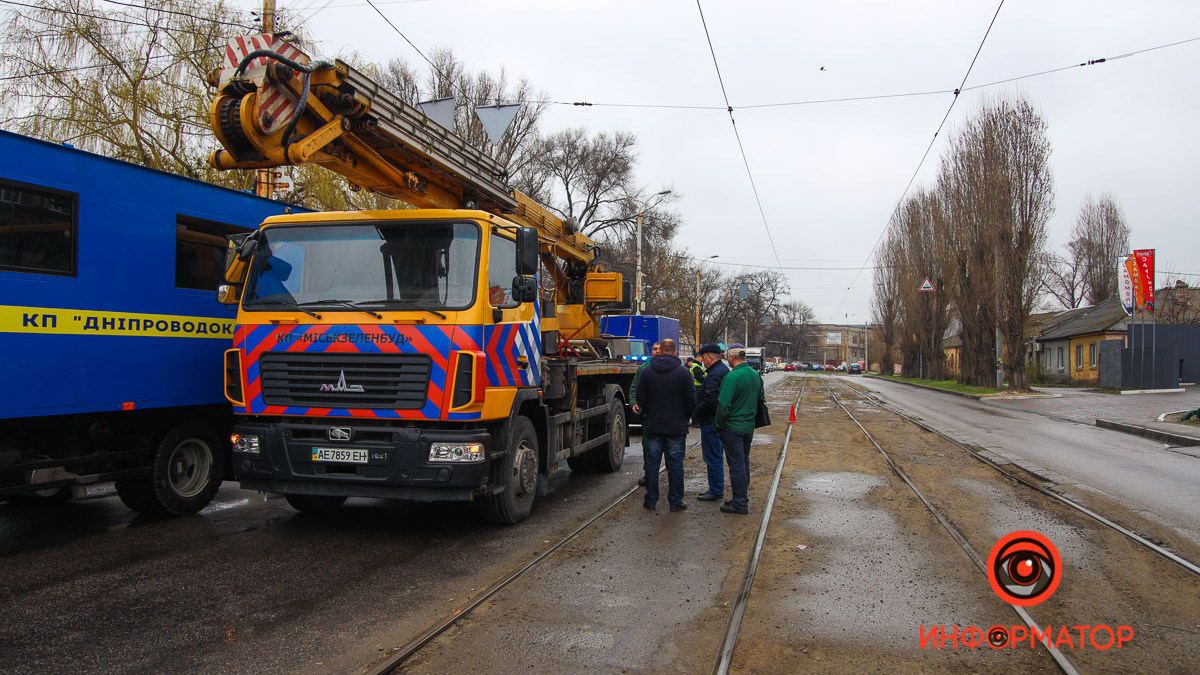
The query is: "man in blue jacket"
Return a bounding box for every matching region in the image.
[635,338,696,512]
[692,343,730,502]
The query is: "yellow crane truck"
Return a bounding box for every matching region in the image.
[210,36,639,523]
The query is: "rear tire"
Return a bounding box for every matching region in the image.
[480,416,539,525]
[285,494,347,515]
[585,399,626,473]
[116,421,224,516]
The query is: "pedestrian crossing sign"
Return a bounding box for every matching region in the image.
[918,277,935,293]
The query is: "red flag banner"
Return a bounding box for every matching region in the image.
[1133,249,1155,312]
[1125,256,1143,311]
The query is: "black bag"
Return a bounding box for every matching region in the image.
[754,387,770,428]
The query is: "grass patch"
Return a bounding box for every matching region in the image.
[872,374,1002,396]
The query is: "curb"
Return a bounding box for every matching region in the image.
[863,375,985,400]
[1094,419,1200,447]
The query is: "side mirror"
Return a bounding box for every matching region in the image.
[512,276,537,303]
[217,283,242,305]
[516,227,539,276]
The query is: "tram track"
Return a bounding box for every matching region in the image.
[366,376,798,674]
[822,375,1200,673]
[851,382,1200,579]
[819,376,1080,674]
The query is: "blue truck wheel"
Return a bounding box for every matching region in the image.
[116,421,224,516]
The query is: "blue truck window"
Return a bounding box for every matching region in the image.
[0,179,76,275]
[175,215,248,291]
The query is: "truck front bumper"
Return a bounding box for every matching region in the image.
[231,419,495,502]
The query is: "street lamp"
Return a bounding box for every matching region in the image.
[635,189,672,314]
[695,255,718,351]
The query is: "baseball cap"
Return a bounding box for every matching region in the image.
[699,343,724,355]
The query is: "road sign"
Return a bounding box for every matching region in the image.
[918,277,935,293]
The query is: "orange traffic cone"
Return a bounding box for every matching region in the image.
[788,404,797,424]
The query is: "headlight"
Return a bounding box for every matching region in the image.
[231,433,261,454]
[428,442,485,463]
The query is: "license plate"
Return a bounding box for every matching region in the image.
[311,447,369,464]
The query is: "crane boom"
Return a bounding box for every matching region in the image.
[207,41,598,269]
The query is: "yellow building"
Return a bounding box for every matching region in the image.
[1035,297,1128,385]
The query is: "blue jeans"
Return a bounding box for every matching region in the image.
[719,429,753,509]
[700,425,724,496]
[643,433,686,508]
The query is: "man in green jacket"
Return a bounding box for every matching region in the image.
[715,346,764,514]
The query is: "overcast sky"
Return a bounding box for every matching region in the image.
[237,0,1200,323]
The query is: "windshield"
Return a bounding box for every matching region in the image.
[243,221,480,311]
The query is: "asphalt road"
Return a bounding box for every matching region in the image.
[0,429,677,673]
[854,376,1200,553]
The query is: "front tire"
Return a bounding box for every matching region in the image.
[116,421,223,516]
[480,416,539,525]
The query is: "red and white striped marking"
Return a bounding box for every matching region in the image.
[218,34,312,135]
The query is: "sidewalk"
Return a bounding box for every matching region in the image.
[986,386,1200,446]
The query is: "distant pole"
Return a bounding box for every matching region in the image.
[255,0,277,198]
[635,211,643,313]
[1151,261,1157,388]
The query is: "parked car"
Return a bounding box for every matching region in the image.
[823,364,835,371]
[783,363,795,372]
[848,363,863,374]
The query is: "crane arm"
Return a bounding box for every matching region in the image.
[207,43,599,269]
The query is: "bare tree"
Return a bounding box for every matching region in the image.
[871,228,902,375]
[1072,193,1130,305]
[1040,249,1084,309]
[985,97,1055,391]
[939,108,998,388]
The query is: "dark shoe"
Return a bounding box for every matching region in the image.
[669,503,688,512]
[696,492,722,502]
[643,501,656,511]
[720,503,749,515]
[638,477,646,486]
[723,500,733,507]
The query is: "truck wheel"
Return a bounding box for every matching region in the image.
[480,416,539,525]
[588,399,627,473]
[116,421,223,516]
[285,494,347,515]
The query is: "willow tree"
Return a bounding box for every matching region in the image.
[0,0,252,188]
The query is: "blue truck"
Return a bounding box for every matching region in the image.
[0,130,299,514]
[599,315,682,361]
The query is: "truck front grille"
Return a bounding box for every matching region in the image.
[258,352,432,409]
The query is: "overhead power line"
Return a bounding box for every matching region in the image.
[554,34,1200,111]
[694,0,784,273]
[95,0,254,30]
[833,0,1006,315]
[361,0,475,103]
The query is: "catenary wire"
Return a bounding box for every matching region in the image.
[694,0,785,273]
[94,0,254,30]
[832,0,1006,316]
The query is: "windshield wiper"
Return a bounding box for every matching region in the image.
[254,298,322,319]
[300,299,383,319]
[358,299,447,319]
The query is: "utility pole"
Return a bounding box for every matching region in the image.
[632,190,671,315]
[255,0,277,199]
[694,255,718,352]
[635,211,643,314]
